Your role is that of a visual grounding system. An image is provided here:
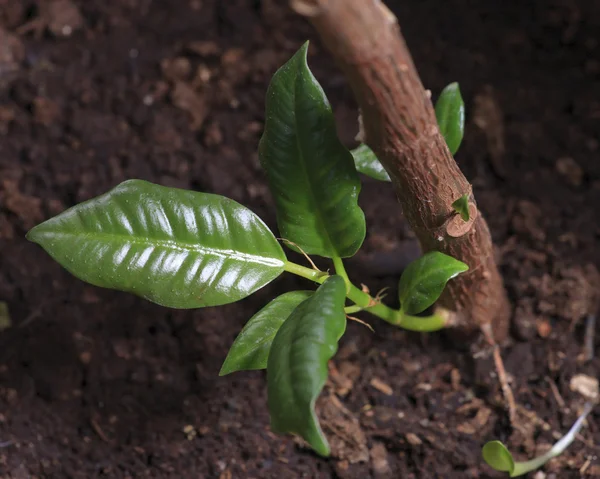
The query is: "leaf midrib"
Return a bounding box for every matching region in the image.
[292,72,336,256]
[280,305,322,430]
[38,230,284,267]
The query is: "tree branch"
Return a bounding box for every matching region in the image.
[293,0,510,339]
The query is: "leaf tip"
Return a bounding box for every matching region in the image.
[312,440,331,457]
[449,258,469,280]
[293,41,310,63]
[304,418,331,457]
[25,227,36,243]
[25,222,46,245]
[445,81,460,93]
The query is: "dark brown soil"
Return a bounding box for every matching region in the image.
[1,1,599,478]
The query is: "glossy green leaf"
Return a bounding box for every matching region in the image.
[259,42,366,258]
[482,441,515,475]
[452,194,470,221]
[27,180,286,309]
[267,276,347,456]
[220,290,313,375]
[398,251,468,315]
[350,144,391,182]
[435,82,465,155]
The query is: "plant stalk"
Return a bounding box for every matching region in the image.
[332,256,351,293]
[283,261,446,331]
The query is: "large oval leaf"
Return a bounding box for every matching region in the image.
[219,290,313,376]
[27,180,286,309]
[398,251,468,315]
[267,276,347,456]
[435,82,465,155]
[350,144,391,182]
[259,42,366,258]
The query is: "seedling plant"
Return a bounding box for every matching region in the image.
[28,43,472,455]
[483,402,594,477]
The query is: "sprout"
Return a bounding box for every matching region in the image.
[482,402,594,477]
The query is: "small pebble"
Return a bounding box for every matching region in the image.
[569,374,598,400]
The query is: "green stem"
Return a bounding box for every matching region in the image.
[283,261,328,284]
[344,305,364,315]
[332,256,351,293]
[284,261,396,322]
[346,283,398,324]
[395,310,447,332]
[283,261,446,332]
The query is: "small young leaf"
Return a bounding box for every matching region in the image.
[219,291,313,375]
[350,144,391,182]
[398,251,469,315]
[27,180,286,309]
[452,194,470,221]
[483,402,594,477]
[259,42,366,258]
[267,276,347,456]
[482,441,515,474]
[435,82,465,155]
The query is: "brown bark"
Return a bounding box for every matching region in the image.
[292,0,510,340]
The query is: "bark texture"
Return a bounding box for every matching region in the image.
[292,0,510,340]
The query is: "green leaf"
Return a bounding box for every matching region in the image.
[220,290,313,375]
[267,275,347,456]
[350,144,391,182]
[435,82,465,155]
[27,180,286,309]
[452,194,470,221]
[482,441,515,475]
[259,42,366,258]
[398,251,468,315]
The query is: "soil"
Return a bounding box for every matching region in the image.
[0,0,599,478]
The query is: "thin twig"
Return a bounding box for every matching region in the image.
[580,456,593,475]
[481,323,516,425]
[90,416,111,443]
[584,314,596,362]
[546,376,566,409]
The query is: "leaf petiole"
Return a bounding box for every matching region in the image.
[332,256,351,293]
[344,305,364,315]
[283,260,328,284]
